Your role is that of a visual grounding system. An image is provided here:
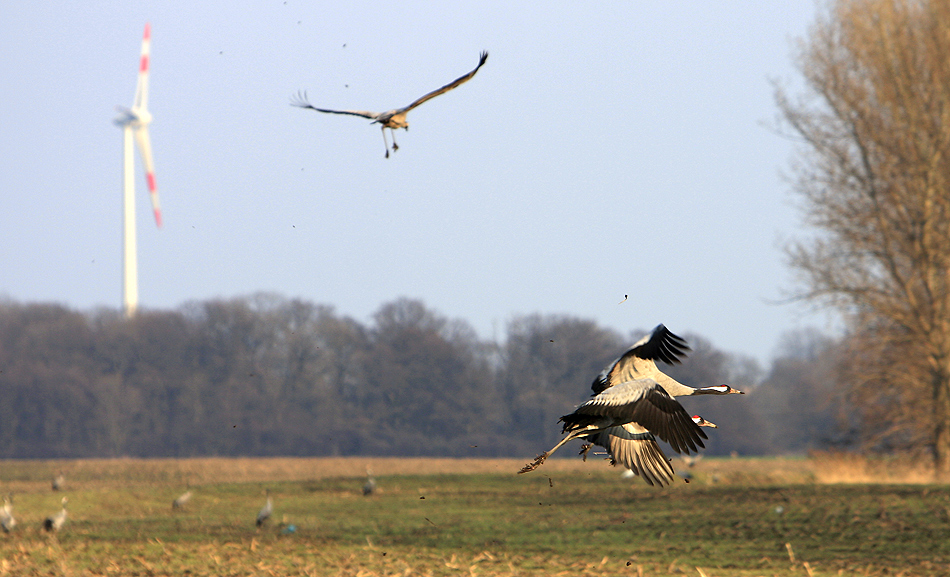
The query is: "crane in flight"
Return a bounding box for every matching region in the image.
[519,324,744,479]
[291,51,488,158]
[582,414,718,487]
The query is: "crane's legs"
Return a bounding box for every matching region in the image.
[579,443,594,461]
[381,126,390,158]
[390,128,399,151]
[519,453,549,474]
[519,431,587,474]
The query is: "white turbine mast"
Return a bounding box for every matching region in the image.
[114,22,162,318]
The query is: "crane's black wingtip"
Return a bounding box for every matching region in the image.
[289,90,311,108]
[479,51,489,65]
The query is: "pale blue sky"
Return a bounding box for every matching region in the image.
[0,2,829,364]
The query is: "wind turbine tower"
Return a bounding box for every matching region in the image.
[114,22,162,318]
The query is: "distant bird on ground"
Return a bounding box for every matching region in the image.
[519,324,744,475]
[43,497,67,532]
[256,494,273,528]
[52,472,65,491]
[681,453,704,469]
[1,495,15,532]
[291,51,488,158]
[363,469,377,496]
[172,490,193,509]
[677,451,706,481]
[583,415,718,486]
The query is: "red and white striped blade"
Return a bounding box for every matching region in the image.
[133,23,151,111]
[134,126,162,227]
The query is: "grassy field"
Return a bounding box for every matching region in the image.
[1,457,948,576]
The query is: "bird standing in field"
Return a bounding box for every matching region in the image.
[43,497,67,532]
[51,472,65,491]
[363,469,377,496]
[1,495,15,532]
[172,490,193,510]
[519,324,744,479]
[291,51,488,158]
[256,494,273,528]
[677,452,705,481]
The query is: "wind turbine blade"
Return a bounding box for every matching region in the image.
[133,23,151,111]
[134,126,162,227]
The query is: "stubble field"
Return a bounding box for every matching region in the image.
[0,456,948,576]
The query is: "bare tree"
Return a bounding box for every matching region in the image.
[777,0,950,478]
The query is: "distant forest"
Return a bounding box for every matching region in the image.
[0,294,848,459]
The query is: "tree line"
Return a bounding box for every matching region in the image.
[0,294,845,460]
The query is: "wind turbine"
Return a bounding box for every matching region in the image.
[114,22,162,318]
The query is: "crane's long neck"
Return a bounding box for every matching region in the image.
[657,373,739,396]
[654,372,697,397]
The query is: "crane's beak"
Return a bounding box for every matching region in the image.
[692,416,718,428]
